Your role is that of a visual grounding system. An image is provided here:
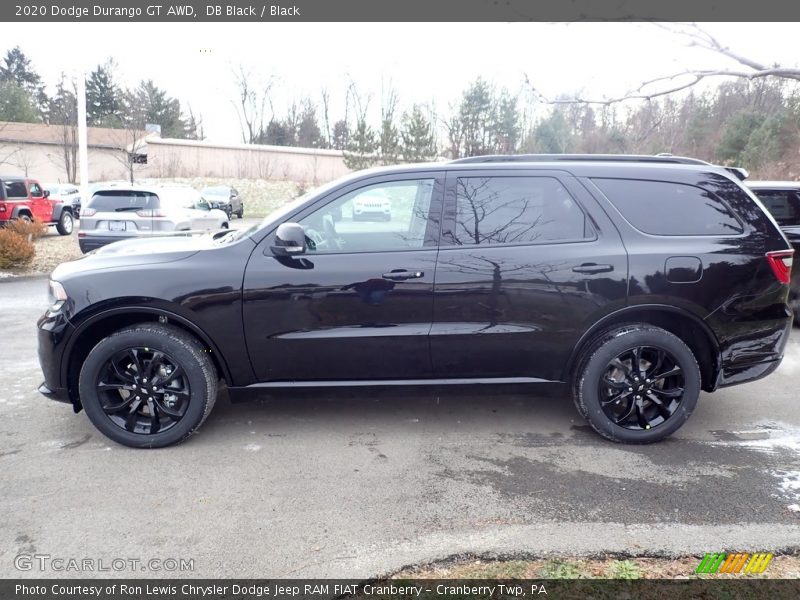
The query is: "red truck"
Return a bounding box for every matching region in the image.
[0,175,75,235]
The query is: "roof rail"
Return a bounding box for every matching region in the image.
[449,154,711,166]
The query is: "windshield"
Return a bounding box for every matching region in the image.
[202,186,228,197]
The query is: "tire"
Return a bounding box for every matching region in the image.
[573,324,701,444]
[56,210,74,235]
[78,324,218,448]
[225,205,233,220]
[236,206,244,218]
[18,213,32,224]
[221,222,229,229]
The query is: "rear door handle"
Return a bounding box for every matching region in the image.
[382,269,424,281]
[572,263,614,274]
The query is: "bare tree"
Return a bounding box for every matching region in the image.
[13,146,37,176]
[0,121,21,168]
[231,65,274,143]
[109,88,150,183]
[527,24,800,106]
[48,74,79,182]
[320,87,332,148]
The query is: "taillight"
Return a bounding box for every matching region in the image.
[81,208,96,217]
[136,209,166,217]
[0,203,6,213]
[766,250,794,285]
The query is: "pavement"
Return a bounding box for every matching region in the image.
[1,275,799,579]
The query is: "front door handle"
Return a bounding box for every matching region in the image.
[382,269,424,281]
[572,263,614,274]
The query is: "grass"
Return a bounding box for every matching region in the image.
[393,555,800,580]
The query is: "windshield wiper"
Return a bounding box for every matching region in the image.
[114,206,147,212]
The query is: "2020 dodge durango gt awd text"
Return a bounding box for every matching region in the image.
[37,156,794,448]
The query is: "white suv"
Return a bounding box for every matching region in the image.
[78,184,229,253]
[352,188,392,221]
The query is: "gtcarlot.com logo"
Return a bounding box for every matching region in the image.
[14,554,194,572]
[696,552,773,574]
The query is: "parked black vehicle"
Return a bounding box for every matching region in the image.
[201,185,243,219]
[37,155,794,448]
[746,181,800,321]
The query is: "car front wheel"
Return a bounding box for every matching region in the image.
[573,324,700,444]
[78,324,218,448]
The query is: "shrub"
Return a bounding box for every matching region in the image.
[5,217,48,240]
[0,228,35,269]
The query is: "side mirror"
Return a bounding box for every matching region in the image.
[43,189,50,198]
[271,222,306,256]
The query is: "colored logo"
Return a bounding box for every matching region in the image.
[696,552,773,574]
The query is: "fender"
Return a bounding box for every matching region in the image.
[10,204,33,219]
[562,303,722,384]
[61,305,235,387]
[51,202,71,221]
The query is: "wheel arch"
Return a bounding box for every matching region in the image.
[10,205,33,219]
[52,203,72,220]
[63,306,233,408]
[565,304,721,392]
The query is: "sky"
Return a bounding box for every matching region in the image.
[2,22,799,143]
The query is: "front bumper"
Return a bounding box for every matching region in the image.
[37,308,77,408]
[37,382,70,404]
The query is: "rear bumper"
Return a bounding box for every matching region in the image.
[78,235,125,253]
[716,316,792,388]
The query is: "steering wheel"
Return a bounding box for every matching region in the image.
[304,227,324,251]
[322,214,341,250]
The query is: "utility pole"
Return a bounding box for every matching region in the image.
[76,70,89,207]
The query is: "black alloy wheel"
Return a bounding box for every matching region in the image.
[96,347,190,435]
[598,345,685,431]
[79,324,217,448]
[574,324,700,443]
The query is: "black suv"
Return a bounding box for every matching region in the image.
[37,155,794,448]
[746,181,800,320]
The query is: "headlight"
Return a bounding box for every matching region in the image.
[49,280,68,310]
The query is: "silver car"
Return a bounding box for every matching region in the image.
[78,184,229,253]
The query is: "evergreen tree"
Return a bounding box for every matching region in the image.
[400,105,436,162]
[86,61,121,127]
[0,81,39,122]
[0,46,47,118]
[331,120,349,150]
[343,118,377,170]
[296,100,324,148]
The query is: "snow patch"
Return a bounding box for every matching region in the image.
[244,443,262,452]
[707,421,800,454]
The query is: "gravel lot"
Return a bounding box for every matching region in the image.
[1,274,799,579]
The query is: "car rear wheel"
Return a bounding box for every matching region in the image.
[236,206,244,218]
[18,214,32,224]
[78,324,218,448]
[573,324,700,444]
[56,211,74,235]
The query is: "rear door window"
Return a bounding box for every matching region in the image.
[751,189,800,226]
[88,191,161,212]
[443,175,594,246]
[593,178,743,236]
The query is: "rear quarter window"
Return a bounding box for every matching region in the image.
[592,178,743,236]
[88,190,160,211]
[2,180,28,199]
